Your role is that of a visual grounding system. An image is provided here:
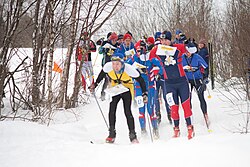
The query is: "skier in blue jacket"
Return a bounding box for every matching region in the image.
[182,42,210,124]
[116,33,135,60]
[127,40,163,139]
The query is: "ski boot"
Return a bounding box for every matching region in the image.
[106,127,116,143]
[153,128,160,139]
[173,126,180,138]
[156,111,161,124]
[167,113,172,125]
[101,91,105,101]
[129,130,139,144]
[187,125,195,140]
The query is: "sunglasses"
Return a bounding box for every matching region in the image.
[111,56,124,63]
[160,34,166,39]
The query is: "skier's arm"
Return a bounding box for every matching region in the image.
[89,40,97,52]
[134,75,147,94]
[197,55,209,78]
[124,63,147,94]
[94,69,106,87]
[151,58,163,75]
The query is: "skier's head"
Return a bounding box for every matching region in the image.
[80,31,89,40]
[123,33,132,46]
[135,40,147,55]
[111,53,125,74]
[117,34,124,44]
[160,31,172,45]
[109,32,118,44]
[154,32,161,41]
[147,37,155,45]
[198,38,206,49]
[175,29,182,39]
[186,42,197,56]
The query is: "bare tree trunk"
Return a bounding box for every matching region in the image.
[57,0,78,108]
[47,0,55,122]
[0,0,25,115]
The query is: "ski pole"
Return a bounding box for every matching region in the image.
[146,107,154,143]
[93,92,109,129]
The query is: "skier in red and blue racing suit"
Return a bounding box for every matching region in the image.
[127,40,163,139]
[149,30,194,140]
[152,31,172,125]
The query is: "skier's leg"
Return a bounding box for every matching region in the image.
[155,80,161,113]
[109,94,121,128]
[106,94,121,142]
[87,61,94,84]
[195,81,207,114]
[101,75,109,100]
[147,86,157,129]
[166,83,180,137]
[178,81,192,125]
[162,80,172,123]
[121,91,138,142]
[148,86,159,138]
[81,62,88,91]
[178,81,194,139]
[135,85,146,131]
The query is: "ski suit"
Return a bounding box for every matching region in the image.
[77,39,96,90]
[127,52,163,130]
[182,53,209,114]
[150,44,192,127]
[94,62,147,134]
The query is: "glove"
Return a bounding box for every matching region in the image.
[142,92,148,103]
[202,78,209,84]
[197,84,206,94]
[88,83,96,93]
[155,74,161,81]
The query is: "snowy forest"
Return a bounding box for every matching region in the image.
[0,0,250,167]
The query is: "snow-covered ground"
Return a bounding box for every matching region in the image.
[0,48,250,167]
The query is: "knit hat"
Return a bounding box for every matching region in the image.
[147,37,155,44]
[107,32,112,39]
[154,32,161,40]
[175,29,182,35]
[111,52,124,63]
[123,33,132,41]
[160,31,172,41]
[109,32,118,41]
[118,34,124,40]
[186,42,197,54]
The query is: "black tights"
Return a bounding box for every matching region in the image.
[109,91,135,131]
[189,79,207,114]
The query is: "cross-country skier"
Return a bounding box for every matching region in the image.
[116,33,135,60]
[146,36,155,51]
[98,32,119,100]
[127,40,163,138]
[154,32,161,45]
[89,52,147,143]
[117,34,124,46]
[151,32,172,125]
[182,42,210,125]
[77,32,96,91]
[197,39,209,84]
[173,29,187,44]
[150,30,194,139]
[151,32,172,124]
